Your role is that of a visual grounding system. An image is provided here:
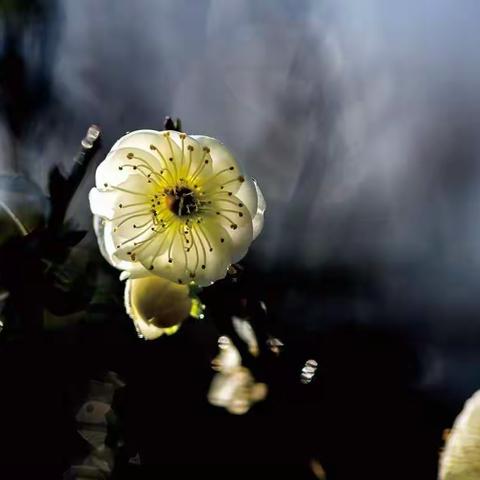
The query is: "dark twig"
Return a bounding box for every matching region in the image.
[48,124,101,230]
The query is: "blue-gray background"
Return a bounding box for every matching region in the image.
[1,0,480,427]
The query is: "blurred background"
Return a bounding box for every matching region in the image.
[1,0,480,478]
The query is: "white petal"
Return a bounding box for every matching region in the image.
[252,179,266,241]
[209,213,252,264]
[191,135,245,194]
[111,129,163,151]
[90,174,156,227]
[235,175,258,218]
[93,216,150,276]
[95,147,167,191]
[89,188,118,219]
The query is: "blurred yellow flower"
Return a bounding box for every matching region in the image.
[90,130,264,286]
[439,390,480,479]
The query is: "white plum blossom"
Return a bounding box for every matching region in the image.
[89,130,264,286]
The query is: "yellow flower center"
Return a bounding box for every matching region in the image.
[165,186,199,217]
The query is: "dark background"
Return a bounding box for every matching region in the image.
[1,1,480,478]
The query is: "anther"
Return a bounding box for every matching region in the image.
[127,152,134,159]
[187,145,194,151]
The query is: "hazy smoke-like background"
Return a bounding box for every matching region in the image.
[2,0,480,405]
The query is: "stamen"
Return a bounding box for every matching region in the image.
[111,185,149,196]
[179,224,189,275]
[196,221,214,252]
[202,190,234,199]
[179,134,186,171]
[189,148,211,182]
[208,198,244,208]
[200,167,237,189]
[201,209,239,228]
[133,219,153,229]
[120,163,163,187]
[149,145,175,182]
[167,228,177,263]
[192,225,207,273]
[185,145,194,177]
[114,211,151,229]
[186,226,200,277]
[164,134,178,180]
[146,226,172,270]
[118,201,150,209]
[118,223,156,247]
[127,154,156,173]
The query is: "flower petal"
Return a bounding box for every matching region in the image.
[191,136,245,194]
[136,219,232,286]
[90,176,161,243]
[167,131,213,181]
[124,275,191,340]
[202,194,254,263]
[252,179,265,241]
[111,129,179,171]
[235,175,258,218]
[95,147,167,192]
[93,216,150,277]
[111,130,211,185]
